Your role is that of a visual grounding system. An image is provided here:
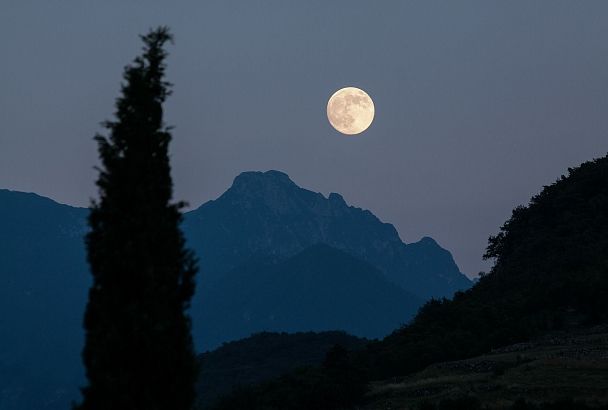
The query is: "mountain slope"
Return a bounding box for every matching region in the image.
[183,170,471,300]
[0,190,89,410]
[197,244,422,348]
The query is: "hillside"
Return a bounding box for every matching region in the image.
[197,331,367,409]
[363,326,608,409]
[198,244,421,347]
[364,155,608,380]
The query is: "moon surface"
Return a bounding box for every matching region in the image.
[327,87,375,135]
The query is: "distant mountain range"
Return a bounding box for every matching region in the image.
[183,170,471,347]
[0,170,470,410]
[183,170,470,302]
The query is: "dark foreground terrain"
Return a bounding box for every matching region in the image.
[364,326,608,409]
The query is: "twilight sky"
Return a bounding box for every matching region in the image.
[1,1,607,276]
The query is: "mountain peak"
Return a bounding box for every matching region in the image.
[185,170,470,300]
[418,236,438,246]
[231,170,296,189]
[220,170,308,212]
[328,192,346,205]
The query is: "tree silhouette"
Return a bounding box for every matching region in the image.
[77,27,198,410]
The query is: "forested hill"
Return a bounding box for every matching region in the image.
[197,331,367,408]
[365,154,608,378]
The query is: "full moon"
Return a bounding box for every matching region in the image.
[327,87,375,135]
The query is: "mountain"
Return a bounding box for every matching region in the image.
[0,171,468,410]
[211,155,608,409]
[0,190,89,410]
[184,170,469,347]
[183,170,471,300]
[197,331,368,408]
[197,244,422,348]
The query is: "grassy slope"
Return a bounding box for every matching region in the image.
[363,326,608,409]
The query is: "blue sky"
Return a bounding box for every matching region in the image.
[1,0,607,275]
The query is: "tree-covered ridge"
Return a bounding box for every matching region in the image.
[196,331,367,408]
[366,154,608,379]
[484,154,608,322]
[211,343,367,410]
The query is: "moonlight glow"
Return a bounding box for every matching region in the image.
[327,87,375,135]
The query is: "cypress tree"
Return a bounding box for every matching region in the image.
[77,27,198,410]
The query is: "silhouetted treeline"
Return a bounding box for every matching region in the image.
[360,155,608,379]
[196,331,367,408]
[210,344,366,410]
